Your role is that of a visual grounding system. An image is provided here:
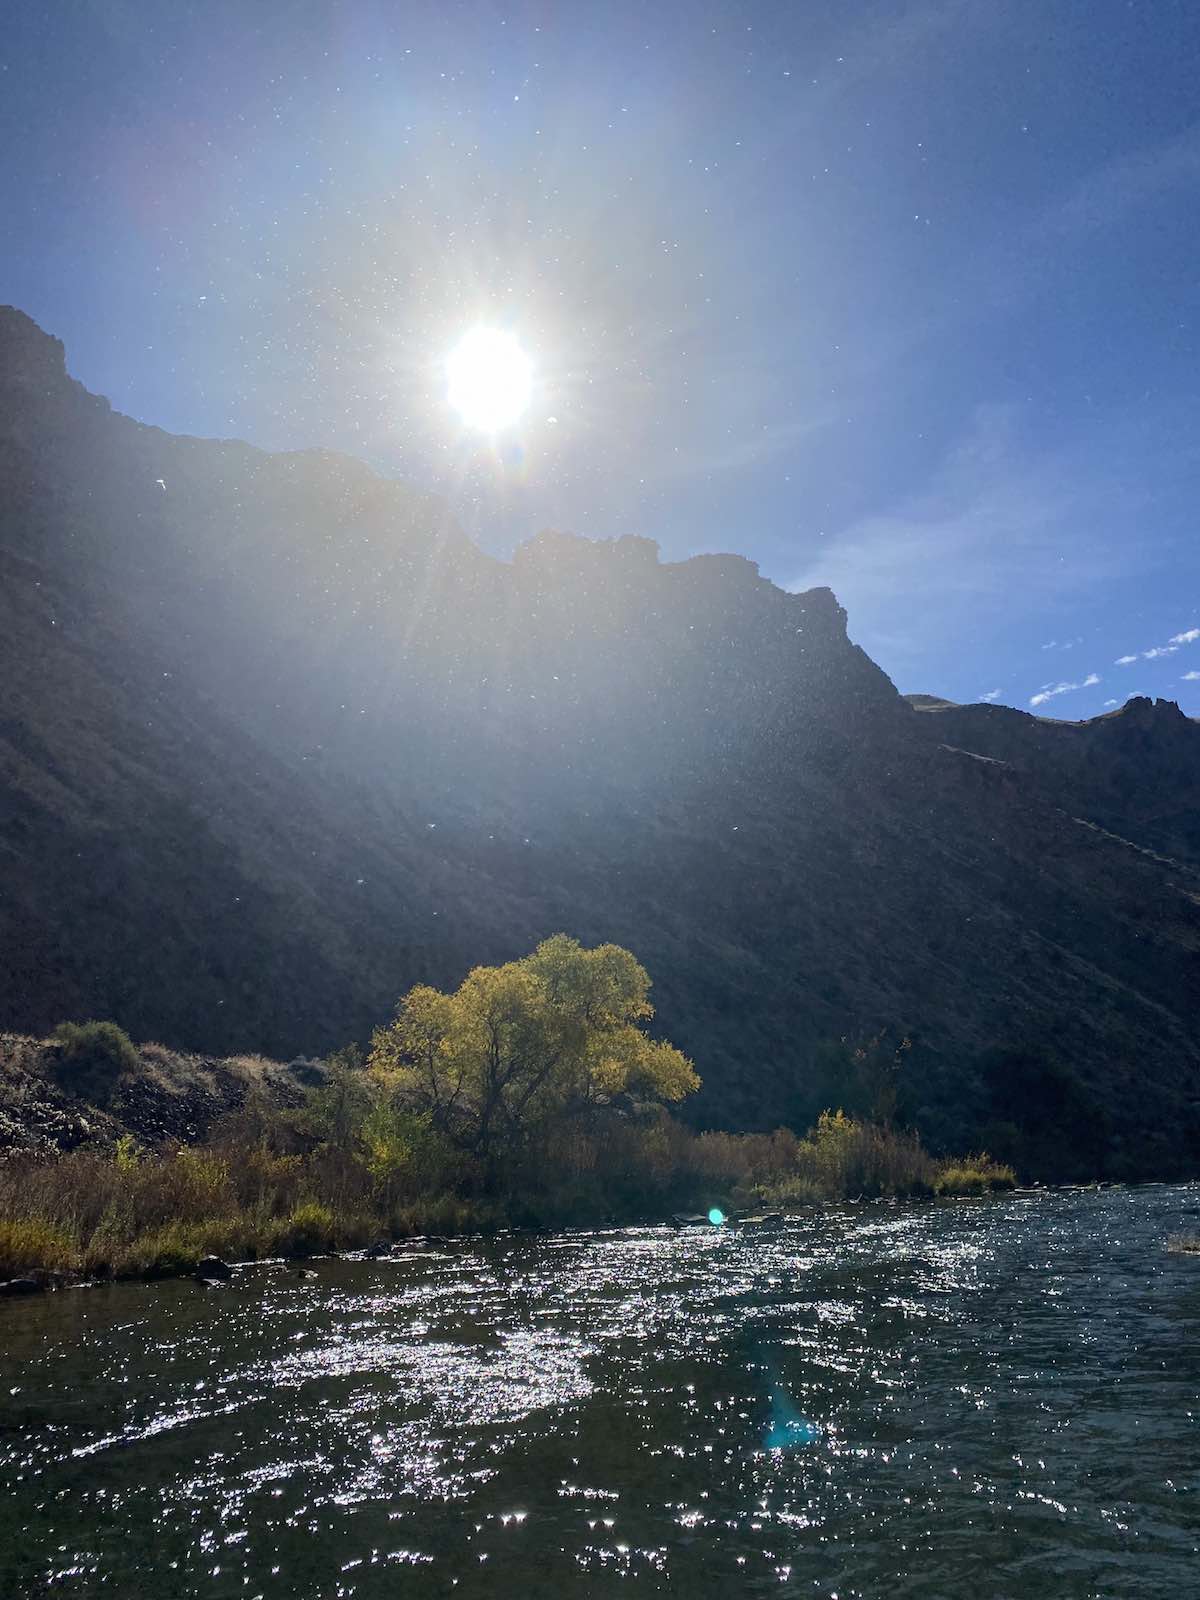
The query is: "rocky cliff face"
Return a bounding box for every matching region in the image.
[2,307,1198,1172]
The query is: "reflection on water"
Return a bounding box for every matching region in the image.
[2,1187,1198,1597]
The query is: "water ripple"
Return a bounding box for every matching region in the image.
[1,1187,1198,1596]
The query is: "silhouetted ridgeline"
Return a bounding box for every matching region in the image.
[1,307,1198,1176]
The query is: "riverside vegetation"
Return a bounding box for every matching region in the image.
[0,938,1014,1283]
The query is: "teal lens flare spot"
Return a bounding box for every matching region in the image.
[708,1208,725,1226]
[765,1417,822,1450]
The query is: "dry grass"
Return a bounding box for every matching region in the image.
[0,1140,387,1279]
[224,1053,286,1078]
[934,1157,1017,1196]
[0,1217,76,1273]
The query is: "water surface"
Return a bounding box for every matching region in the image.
[2,1187,1197,1597]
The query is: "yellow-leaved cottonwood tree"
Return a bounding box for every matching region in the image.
[368,935,698,1165]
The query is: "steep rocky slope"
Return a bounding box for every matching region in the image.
[906,693,1200,868]
[2,307,1198,1170]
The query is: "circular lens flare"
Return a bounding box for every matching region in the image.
[446,328,533,433]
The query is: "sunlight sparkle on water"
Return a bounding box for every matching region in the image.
[4,1190,1195,1597]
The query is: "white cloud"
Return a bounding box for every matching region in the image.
[1112,626,1200,663]
[1183,669,1200,681]
[1103,698,1118,706]
[1030,672,1100,708]
[980,688,1000,702]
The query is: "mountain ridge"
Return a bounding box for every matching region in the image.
[2,307,1197,1173]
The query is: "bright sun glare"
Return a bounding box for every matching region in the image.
[446,327,533,433]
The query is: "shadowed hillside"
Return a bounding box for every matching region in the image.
[906,692,1200,867]
[2,307,1198,1172]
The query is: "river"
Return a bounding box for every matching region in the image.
[1,1186,1197,1597]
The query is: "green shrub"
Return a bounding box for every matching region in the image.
[113,1134,141,1170]
[51,1020,139,1103]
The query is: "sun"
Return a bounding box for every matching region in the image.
[445,327,533,433]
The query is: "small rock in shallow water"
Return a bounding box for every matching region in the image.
[195,1256,233,1281]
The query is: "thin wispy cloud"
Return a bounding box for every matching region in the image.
[788,405,1148,677]
[980,688,1000,702]
[657,411,835,482]
[1030,672,1100,708]
[1171,627,1200,646]
[1047,123,1200,242]
[1114,654,1138,665]
[1183,669,1200,682]
[967,122,1200,335]
[1143,645,1177,659]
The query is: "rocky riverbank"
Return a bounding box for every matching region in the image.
[0,1032,324,1156]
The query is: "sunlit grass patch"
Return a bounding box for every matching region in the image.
[0,1217,77,1275]
[933,1156,1017,1195]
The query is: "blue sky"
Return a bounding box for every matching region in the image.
[3,0,1199,712]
